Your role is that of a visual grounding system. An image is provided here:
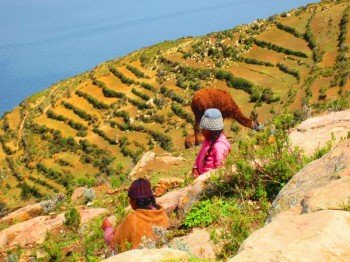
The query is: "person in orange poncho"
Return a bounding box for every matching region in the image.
[101,178,169,252]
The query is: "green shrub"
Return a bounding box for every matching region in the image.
[43,239,63,261]
[109,68,135,85]
[20,182,42,200]
[209,198,270,259]
[276,22,303,38]
[171,102,194,123]
[64,207,81,231]
[183,196,269,259]
[83,217,105,260]
[230,122,241,133]
[253,38,308,58]
[131,87,150,101]
[160,86,186,105]
[276,63,300,81]
[208,112,311,200]
[126,65,149,78]
[140,82,158,93]
[75,90,109,109]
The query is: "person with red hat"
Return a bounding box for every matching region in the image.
[101,178,169,252]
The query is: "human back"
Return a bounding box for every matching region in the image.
[102,178,169,252]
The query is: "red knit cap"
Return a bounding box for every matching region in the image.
[128,178,154,199]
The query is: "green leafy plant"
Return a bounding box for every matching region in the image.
[83,216,105,260]
[210,198,270,259]
[64,207,81,231]
[43,239,63,262]
[209,112,312,200]
[183,199,215,228]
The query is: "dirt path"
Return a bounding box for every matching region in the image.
[15,84,60,149]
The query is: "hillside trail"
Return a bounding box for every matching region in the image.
[15,84,61,149]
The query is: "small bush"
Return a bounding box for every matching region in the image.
[41,200,56,214]
[43,237,63,261]
[83,188,95,203]
[64,207,81,231]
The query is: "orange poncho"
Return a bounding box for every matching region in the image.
[110,207,169,252]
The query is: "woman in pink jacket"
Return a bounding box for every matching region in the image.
[192,108,231,178]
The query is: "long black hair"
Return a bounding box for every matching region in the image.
[136,196,161,210]
[203,129,223,166]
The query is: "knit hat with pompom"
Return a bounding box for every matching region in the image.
[128,178,154,199]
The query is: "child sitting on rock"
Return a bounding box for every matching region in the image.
[101,178,169,252]
[192,108,231,178]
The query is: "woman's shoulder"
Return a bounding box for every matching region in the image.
[214,134,231,149]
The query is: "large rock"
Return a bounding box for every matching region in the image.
[229,210,350,262]
[228,125,350,261]
[170,228,216,260]
[103,247,190,262]
[301,177,350,213]
[289,109,350,156]
[0,202,43,224]
[0,208,108,248]
[155,154,186,165]
[157,187,188,215]
[0,230,7,247]
[178,171,213,216]
[156,170,215,217]
[71,187,86,201]
[269,139,350,220]
[154,177,185,197]
[128,152,186,180]
[128,151,156,179]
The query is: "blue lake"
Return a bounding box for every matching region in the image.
[0,0,318,116]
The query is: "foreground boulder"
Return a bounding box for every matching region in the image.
[289,109,350,156]
[0,207,108,248]
[170,228,216,260]
[157,171,213,217]
[269,139,350,219]
[230,210,350,262]
[0,202,43,224]
[103,247,190,262]
[229,139,350,261]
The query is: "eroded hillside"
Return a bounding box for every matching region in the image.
[0,0,349,211]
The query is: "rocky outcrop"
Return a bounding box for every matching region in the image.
[289,109,350,156]
[157,171,213,217]
[128,152,187,180]
[269,139,350,220]
[0,207,108,248]
[0,202,43,224]
[71,187,86,201]
[128,151,156,179]
[170,228,216,260]
[229,139,350,261]
[102,247,190,262]
[154,177,185,197]
[230,210,350,262]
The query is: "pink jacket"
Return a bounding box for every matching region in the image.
[193,133,231,175]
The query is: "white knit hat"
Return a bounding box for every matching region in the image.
[200,108,224,131]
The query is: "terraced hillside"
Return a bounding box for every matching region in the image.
[0,0,349,210]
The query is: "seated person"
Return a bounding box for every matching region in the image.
[192,108,231,178]
[102,178,169,252]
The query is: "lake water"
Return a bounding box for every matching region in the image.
[0,0,318,116]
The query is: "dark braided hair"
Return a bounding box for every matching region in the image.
[203,129,223,166]
[136,196,161,210]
